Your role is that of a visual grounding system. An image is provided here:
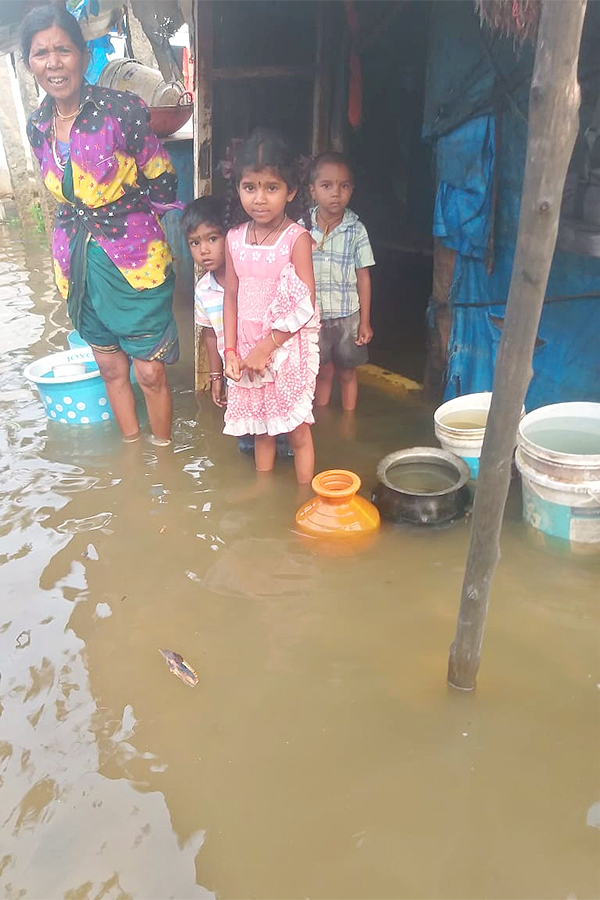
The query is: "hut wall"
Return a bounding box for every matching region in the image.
[424,0,600,409]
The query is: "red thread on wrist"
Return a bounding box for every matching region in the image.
[224,347,237,355]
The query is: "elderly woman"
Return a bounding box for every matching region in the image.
[22,4,180,445]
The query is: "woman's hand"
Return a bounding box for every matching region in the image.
[210,376,226,408]
[224,350,241,382]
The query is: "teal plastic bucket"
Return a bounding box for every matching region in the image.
[67,329,88,350]
[24,348,114,425]
[516,402,600,545]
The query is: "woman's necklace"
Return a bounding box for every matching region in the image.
[51,116,67,172]
[54,103,82,121]
[250,214,288,246]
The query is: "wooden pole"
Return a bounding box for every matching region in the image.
[193,0,212,200]
[424,240,456,401]
[447,0,587,691]
[311,1,326,156]
[193,0,213,393]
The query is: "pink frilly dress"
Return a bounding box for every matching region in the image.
[224,221,320,436]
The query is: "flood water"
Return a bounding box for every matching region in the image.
[1,226,599,900]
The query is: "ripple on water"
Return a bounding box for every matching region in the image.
[0,230,215,898]
[1,228,599,899]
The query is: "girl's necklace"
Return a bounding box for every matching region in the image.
[250,214,288,246]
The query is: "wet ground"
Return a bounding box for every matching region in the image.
[1,226,599,900]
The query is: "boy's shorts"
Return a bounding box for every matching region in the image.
[319,310,368,369]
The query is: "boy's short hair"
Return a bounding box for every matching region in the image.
[181,196,226,237]
[309,151,354,184]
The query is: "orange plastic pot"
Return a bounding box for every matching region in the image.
[295,470,380,549]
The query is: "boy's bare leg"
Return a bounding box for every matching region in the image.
[340,409,357,440]
[254,433,277,472]
[315,362,335,406]
[337,366,359,411]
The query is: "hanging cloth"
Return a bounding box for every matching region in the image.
[182,46,194,96]
[344,0,362,129]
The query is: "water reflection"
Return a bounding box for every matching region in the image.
[0,226,599,899]
[0,230,214,898]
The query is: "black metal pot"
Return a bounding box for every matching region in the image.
[372,447,471,526]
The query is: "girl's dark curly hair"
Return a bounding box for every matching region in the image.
[223,128,312,230]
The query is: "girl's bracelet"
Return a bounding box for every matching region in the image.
[224,347,237,356]
[209,372,223,381]
[270,330,283,348]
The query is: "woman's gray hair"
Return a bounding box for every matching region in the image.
[21,4,87,66]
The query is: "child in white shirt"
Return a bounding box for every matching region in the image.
[183,196,228,407]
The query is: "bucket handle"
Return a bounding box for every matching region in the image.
[178,91,193,107]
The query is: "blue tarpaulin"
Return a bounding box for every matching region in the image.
[425,0,600,410]
[85,35,114,84]
[433,115,495,260]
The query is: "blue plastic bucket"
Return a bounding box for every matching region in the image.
[67,329,88,350]
[24,348,114,425]
[67,330,137,383]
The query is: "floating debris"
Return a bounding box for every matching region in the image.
[159,649,198,687]
[81,543,99,560]
[15,630,31,648]
[586,802,600,830]
[94,602,112,619]
[185,570,202,583]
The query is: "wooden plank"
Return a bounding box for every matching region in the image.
[193,0,212,198]
[311,1,326,156]
[14,55,56,243]
[423,240,455,400]
[447,0,587,691]
[0,56,36,231]
[192,0,213,393]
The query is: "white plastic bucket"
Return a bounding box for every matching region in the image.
[97,59,186,107]
[515,402,600,545]
[434,392,494,480]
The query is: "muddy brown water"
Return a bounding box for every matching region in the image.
[1,226,599,900]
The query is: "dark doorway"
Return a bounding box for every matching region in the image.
[210,1,434,383]
[349,1,434,383]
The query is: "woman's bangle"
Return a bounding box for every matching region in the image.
[224,347,236,356]
[209,372,223,381]
[270,330,283,348]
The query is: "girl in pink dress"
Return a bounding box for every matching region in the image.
[223,130,320,484]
